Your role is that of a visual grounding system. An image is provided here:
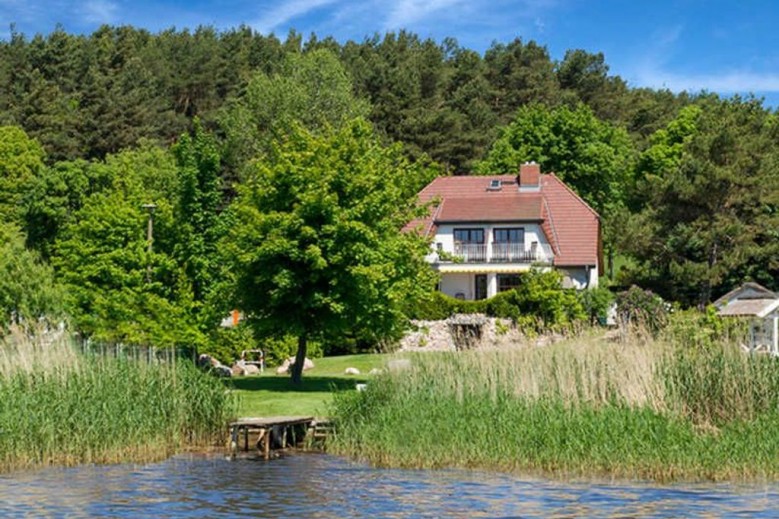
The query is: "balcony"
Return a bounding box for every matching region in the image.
[440,243,554,264]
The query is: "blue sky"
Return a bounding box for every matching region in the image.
[3,0,779,106]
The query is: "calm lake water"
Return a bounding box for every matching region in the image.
[1,453,778,518]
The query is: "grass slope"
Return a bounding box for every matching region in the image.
[230,353,390,417]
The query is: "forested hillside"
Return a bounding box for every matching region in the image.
[0,26,687,169]
[2,25,777,357]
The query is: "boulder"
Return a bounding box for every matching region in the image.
[243,364,260,375]
[344,367,361,375]
[276,359,291,375]
[287,356,315,371]
[212,365,232,377]
[276,357,315,374]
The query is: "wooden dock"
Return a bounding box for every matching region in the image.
[228,416,332,459]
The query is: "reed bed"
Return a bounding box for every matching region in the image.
[0,328,236,472]
[330,332,779,481]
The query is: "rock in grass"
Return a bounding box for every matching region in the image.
[213,365,232,377]
[344,367,361,375]
[275,357,315,375]
[243,364,260,375]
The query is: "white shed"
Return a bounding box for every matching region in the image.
[714,283,779,355]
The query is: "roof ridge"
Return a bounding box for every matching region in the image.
[426,199,444,237]
[543,197,561,256]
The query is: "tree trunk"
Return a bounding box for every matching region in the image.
[290,334,307,386]
[607,247,614,280]
[700,241,719,309]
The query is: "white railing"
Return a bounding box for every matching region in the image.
[491,243,553,263]
[453,243,487,262]
[440,243,554,264]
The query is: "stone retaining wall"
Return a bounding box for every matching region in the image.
[399,314,524,352]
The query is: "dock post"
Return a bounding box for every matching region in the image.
[264,428,271,460]
[229,425,238,458]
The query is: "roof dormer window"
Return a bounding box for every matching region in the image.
[487,179,502,191]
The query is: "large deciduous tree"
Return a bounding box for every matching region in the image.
[0,126,46,227]
[476,103,634,215]
[0,223,63,329]
[172,120,222,314]
[225,120,435,384]
[51,145,200,348]
[220,48,369,179]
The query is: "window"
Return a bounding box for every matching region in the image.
[474,274,488,300]
[493,228,524,244]
[453,228,484,244]
[497,274,521,293]
[493,228,525,262]
[454,228,485,262]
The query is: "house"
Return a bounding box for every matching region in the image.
[406,162,601,300]
[714,282,779,355]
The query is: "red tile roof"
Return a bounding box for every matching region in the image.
[405,172,600,267]
[436,195,543,222]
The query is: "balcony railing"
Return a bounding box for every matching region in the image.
[453,243,487,262]
[443,243,553,264]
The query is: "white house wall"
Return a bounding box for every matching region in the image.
[558,267,598,289]
[433,223,548,253]
[440,273,472,299]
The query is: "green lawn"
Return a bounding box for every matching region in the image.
[228,353,393,417]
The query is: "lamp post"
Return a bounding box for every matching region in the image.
[142,203,157,283]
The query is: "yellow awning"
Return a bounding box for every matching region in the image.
[435,264,538,274]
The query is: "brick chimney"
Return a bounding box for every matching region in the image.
[518,161,541,192]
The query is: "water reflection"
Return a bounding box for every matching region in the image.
[0,453,778,518]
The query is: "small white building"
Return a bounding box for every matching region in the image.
[405,162,602,300]
[714,282,779,355]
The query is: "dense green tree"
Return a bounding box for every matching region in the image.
[477,103,634,216]
[484,38,561,119]
[556,49,631,124]
[53,190,200,348]
[224,120,435,383]
[220,48,369,177]
[0,126,46,226]
[0,223,63,328]
[24,142,178,257]
[622,98,779,305]
[48,143,195,346]
[172,120,222,316]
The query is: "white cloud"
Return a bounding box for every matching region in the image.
[383,0,467,30]
[251,0,339,34]
[629,24,779,95]
[80,0,119,24]
[635,68,779,94]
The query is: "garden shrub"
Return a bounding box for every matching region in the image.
[408,270,587,333]
[205,325,256,365]
[205,326,322,366]
[578,286,615,325]
[663,306,747,350]
[616,285,668,333]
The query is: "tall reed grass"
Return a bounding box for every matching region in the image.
[0,328,236,472]
[330,332,779,481]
